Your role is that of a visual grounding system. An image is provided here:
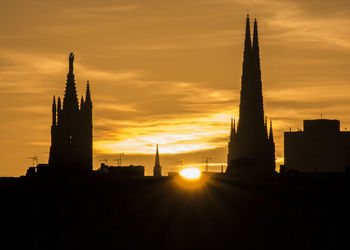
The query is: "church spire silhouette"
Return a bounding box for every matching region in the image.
[227,16,275,174]
[153,144,162,176]
[49,53,93,175]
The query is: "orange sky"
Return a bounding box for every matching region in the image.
[2,0,350,176]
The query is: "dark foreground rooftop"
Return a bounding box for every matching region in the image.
[0,174,349,250]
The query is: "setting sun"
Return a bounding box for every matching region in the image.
[179,168,201,180]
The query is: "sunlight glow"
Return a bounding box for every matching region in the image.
[179,168,201,180]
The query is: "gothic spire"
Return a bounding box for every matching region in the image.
[244,15,251,54]
[155,144,160,167]
[252,19,262,84]
[252,19,260,58]
[63,52,79,112]
[242,15,252,77]
[57,96,61,110]
[52,95,56,126]
[80,95,85,110]
[85,80,92,106]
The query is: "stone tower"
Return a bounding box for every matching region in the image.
[49,53,93,175]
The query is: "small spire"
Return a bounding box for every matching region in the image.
[80,95,85,110]
[85,80,92,105]
[155,144,160,167]
[57,96,61,110]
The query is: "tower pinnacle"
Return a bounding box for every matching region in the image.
[68,52,74,75]
[153,144,162,176]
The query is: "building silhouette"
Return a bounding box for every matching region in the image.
[284,119,350,173]
[48,53,93,175]
[226,16,275,174]
[153,144,162,176]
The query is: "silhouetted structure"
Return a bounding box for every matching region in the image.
[96,163,144,176]
[285,119,350,173]
[153,144,162,176]
[48,53,93,175]
[226,16,275,175]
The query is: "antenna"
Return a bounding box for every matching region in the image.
[27,156,38,167]
[201,157,212,172]
[321,103,323,119]
[115,153,125,166]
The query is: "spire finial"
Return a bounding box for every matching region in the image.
[69,52,74,74]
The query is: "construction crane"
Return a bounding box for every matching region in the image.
[27,156,38,167]
[202,157,212,172]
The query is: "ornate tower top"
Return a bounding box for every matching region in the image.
[68,52,74,75]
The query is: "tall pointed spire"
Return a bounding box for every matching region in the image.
[227,16,275,175]
[241,15,252,80]
[85,80,92,106]
[244,15,251,55]
[63,52,79,112]
[80,95,85,110]
[252,19,260,59]
[52,95,56,126]
[153,144,162,176]
[155,144,160,166]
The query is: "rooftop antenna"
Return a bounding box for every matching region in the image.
[202,157,212,172]
[27,156,38,167]
[115,153,125,166]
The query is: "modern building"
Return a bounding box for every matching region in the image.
[153,144,162,176]
[284,119,350,173]
[226,15,275,175]
[48,53,93,175]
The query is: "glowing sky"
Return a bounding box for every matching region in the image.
[1,0,350,176]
